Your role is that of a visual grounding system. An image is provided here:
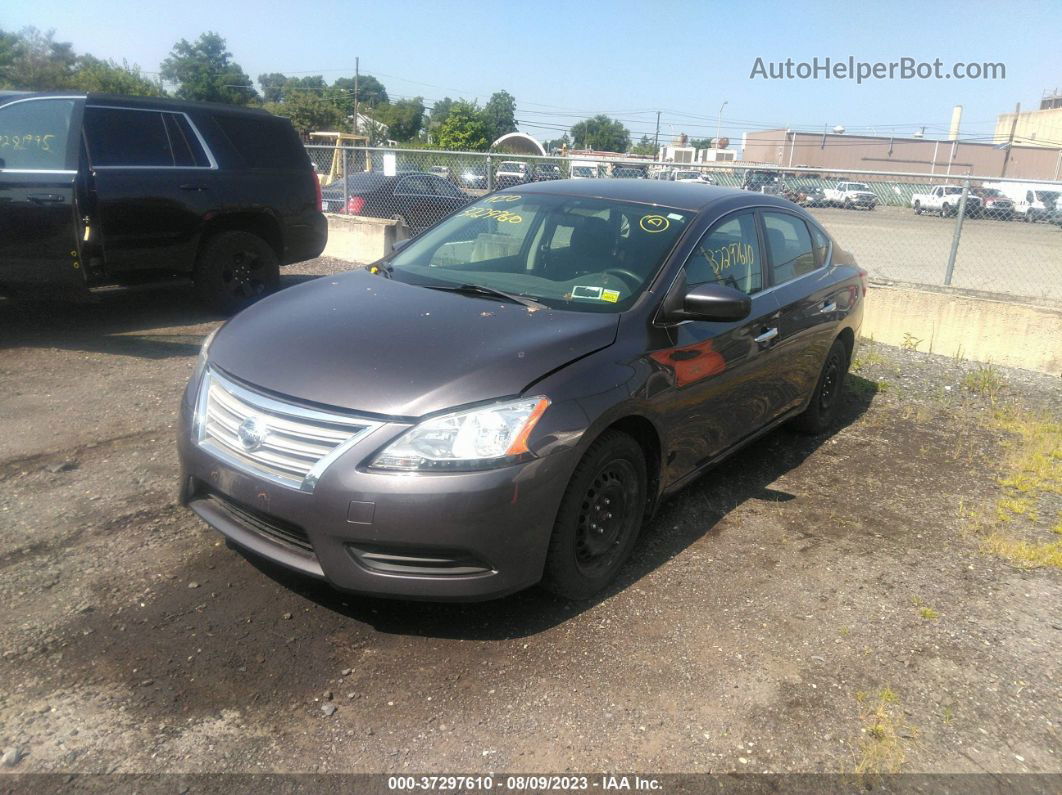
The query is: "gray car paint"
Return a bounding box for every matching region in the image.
[179,181,864,600]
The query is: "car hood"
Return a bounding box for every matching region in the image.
[209,269,620,418]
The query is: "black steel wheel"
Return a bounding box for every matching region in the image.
[541,431,647,600]
[791,338,849,435]
[195,231,279,314]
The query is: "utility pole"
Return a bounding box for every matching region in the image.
[716,100,728,145]
[353,57,360,136]
[653,111,661,154]
[1000,102,1020,177]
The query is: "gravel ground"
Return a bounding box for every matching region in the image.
[0,262,1059,778]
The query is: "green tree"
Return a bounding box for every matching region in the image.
[569,115,630,153]
[428,96,454,134]
[264,91,343,137]
[481,90,517,143]
[258,72,287,103]
[332,74,387,115]
[690,137,714,150]
[160,32,256,104]
[373,97,425,142]
[72,55,159,95]
[1,27,76,89]
[0,29,22,86]
[631,134,657,156]
[544,133,571,152]
[434,100,489,151]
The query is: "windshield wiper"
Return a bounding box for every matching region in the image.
[424,283,546,310]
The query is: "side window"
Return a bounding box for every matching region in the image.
[0,98,76,171]
[685,212,763,295]
[163,113,210,168]
[429,176,462,198]
[85,107,173,167]
[213,114,305,169]
[810,224,831,266]
[764,212,817,283]
[395,175,431,195]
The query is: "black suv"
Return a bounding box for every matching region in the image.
[0,92,326,311]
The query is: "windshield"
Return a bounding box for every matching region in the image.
[1035,191,1060,205]
[385,193,691,313]
[944,187,963,195]
[572,166,597,177]
[849,183,870,191]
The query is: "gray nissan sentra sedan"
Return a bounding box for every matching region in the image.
[177,180,865,601]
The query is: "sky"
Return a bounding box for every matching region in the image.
[4,0,1061,147]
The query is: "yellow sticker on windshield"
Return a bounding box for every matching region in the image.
[460,207,523,223]
[602,289,620,303]
[640,214,670,233]
[485,194,521,203]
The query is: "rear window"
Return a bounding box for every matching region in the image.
[213,113,307,169]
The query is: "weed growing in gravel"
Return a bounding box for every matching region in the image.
[852,348,887,373]
[919,607,939,620]
[971,409,1062,571]
[854,688,913,774]
[961,364,1005,401]
[901,333,924,352]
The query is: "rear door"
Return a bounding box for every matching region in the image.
[649,210,784,481]
[393,174,446,232]
[762,210,844,412]
[0,95,86,292]
[83,104,216,275]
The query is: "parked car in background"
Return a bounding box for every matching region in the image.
[971,187,1014,221]
[0,92,326,312]
[429,165,454,182]
[742,169,784,195]
[570,160,603,179]
[911,185,982,217]
[672,170,713,184]
[179,179,865,602]
[321,172,470,234]
[611,164,649,179]
[458,164,488,190]
[532,164,562,182]
[983,181,1060,223]
[496,161,531,188]
[823,181,877,210]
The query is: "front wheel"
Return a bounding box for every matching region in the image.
[194,231,279,314]
[913,201,922,215]
[791,338,849,435]
[541,431,647,600]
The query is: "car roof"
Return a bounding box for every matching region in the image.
[511,178,797,213]
[0,90,275,117]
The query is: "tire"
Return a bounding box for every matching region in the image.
[844,198,853,210]
[913,201,921,215]
[194,231,279,314]
[791,338,849,435]
[941,203,951,218]
[540,430,647,600]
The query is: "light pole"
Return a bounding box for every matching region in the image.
[716,100,728,145]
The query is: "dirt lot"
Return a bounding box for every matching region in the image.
[0,260,1059,777]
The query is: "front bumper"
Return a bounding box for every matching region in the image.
[176,381,577,601]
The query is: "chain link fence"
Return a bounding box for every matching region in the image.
[305,144,1062,303]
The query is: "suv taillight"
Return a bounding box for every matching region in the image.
[314,173,323,212]
[346,196,366,215]
[858,268,868,297]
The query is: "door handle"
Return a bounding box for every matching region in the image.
[818,301,837,314]
[754,327,779,344]
[27,193,65,204]
[179,184,208,192]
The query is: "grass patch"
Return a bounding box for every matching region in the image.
[852,349,888,373]
[901,332,924,352]
[961,364,1005,400]
[971,409,1062,571]
[854,688,913,774]
[919,607,939,620]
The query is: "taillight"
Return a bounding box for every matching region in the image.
[314,173,322,212]
[346,196,366,215]
[858,268,868,297]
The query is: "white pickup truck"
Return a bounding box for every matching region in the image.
[911,185,982,217]
[823,181,877,210]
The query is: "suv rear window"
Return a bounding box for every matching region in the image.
[212,114,307,169]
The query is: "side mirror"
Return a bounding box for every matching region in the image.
[662,282,751,323]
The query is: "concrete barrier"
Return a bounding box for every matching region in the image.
[322,214,409,264]
[863,283,1062,375]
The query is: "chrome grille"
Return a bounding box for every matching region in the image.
[194,368,380,492]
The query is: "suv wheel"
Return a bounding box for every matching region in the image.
[913,201,922,214]
[195,231,279,313]
[541,430,647,600]
[791,338,849,435]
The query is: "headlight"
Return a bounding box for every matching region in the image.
[370,397,550,472]
[193,327,220,385]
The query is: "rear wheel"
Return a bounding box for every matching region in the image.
[541,431,647,600]
[913,201,922,215]
[791,338,849,435]
[194,231,279,314]
[941,202,951,217]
